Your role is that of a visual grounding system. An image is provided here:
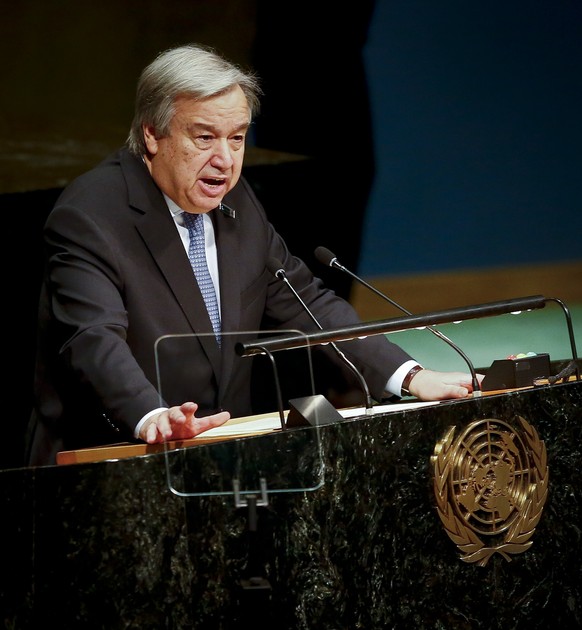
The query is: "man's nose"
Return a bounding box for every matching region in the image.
[210,139,235,167]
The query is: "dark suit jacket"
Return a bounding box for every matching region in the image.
[26,148,413,466]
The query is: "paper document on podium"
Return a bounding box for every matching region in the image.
[200,400,441,438]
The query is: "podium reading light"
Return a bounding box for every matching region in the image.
[237,296,579,395]
[237,296,548,355]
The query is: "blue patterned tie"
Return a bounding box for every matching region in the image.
[182,212,221,344]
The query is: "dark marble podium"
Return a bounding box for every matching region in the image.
[2,381,581,629]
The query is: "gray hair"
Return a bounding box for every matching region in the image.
[126,44,262,156]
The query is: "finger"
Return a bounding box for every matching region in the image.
[168,407,188,427]
[146,412,174,443]
[145,419,164,443]
[193,411,230,434]
[179,401,198,417]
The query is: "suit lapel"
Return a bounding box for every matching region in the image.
[122,150,222,371]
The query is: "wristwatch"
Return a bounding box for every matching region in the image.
[401,365,424,396]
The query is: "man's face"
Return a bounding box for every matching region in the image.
[144,85,250,213]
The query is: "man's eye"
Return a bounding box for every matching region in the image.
[198,135,214,142]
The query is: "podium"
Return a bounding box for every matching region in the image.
[1,380,581,629]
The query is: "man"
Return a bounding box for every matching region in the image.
[26,44,479,467]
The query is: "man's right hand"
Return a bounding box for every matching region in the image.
[139,402,230,443]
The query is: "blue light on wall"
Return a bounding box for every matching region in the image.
[360,0,582,277]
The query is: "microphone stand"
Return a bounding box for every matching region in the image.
[254,345,287,431]
[316,247,482,395]
[275,269,375,412]
[544,297,580,382]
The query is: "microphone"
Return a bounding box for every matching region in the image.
[266,258,374,411]
[314,246,482,396]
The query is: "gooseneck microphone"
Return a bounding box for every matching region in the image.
[314,246,482,396]
[266,258,374,411]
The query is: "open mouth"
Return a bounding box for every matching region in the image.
[202,177,226,187]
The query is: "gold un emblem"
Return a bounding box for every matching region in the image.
[431,416,549,566]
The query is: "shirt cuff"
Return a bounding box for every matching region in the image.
[385,360,422,397]
[134,407,168,439]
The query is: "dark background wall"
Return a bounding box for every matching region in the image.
[2,1,580,277]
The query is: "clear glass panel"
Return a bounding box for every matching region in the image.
[154,330,327,497]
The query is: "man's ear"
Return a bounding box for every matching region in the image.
[143,124,158,155]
